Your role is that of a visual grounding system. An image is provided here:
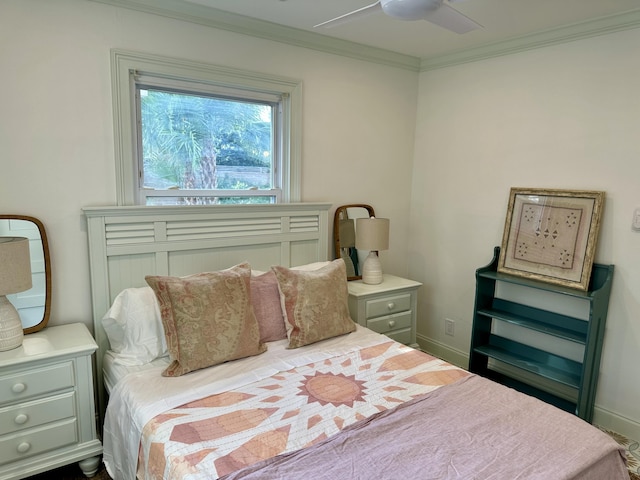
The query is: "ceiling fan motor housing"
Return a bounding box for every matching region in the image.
[380,0,443,20]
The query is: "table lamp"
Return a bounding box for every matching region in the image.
[0,237,32,351]
[356,217,390,285]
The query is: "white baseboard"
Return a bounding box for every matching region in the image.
[416,333,469,369]
[593,406,640,442]
[416,333,640,442]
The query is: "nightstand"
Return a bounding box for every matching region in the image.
[347,274,422,347]
[0,323,102,480]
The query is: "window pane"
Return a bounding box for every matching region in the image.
[139,88,274,204]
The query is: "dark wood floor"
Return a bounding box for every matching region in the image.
[24,462,111,480]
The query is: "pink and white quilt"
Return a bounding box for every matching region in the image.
[136,339,468,479]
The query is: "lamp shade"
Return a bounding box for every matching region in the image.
[0,237,32,295]
[356,217,390,251]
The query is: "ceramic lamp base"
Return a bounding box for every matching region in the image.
[361,251,383,285]
[0,296,24,351]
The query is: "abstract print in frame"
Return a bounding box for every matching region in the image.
[498,188,605,291]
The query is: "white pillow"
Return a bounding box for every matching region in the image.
[290,261,332,271]
[252,261,330,276]
[101,287,168,366]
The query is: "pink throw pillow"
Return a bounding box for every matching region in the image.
[251,271,287,342]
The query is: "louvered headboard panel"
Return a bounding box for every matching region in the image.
[83,203,331,419]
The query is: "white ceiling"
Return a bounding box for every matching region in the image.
[95,0,640,69]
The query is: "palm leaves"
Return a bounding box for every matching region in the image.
[140,89,272,192]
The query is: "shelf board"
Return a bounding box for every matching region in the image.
[477,307,586,344]
[477,270,594,298]
[474,341,581,389]
[480,369,577,415]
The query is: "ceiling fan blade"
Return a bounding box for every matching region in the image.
[314,2,383,29]
[423,3,481,34]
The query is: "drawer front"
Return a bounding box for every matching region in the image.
[0,362,75,405]
[365,294,411,319]
[0,418,77,465]
[0,392,75,435]
[367,311,412,335]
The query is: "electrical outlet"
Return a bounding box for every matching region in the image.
[633,208,640,231]
[445,318,455,336]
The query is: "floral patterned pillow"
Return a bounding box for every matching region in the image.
[145,263,266,377]
[272,259,355,349]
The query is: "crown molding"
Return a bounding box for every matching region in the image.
[87,1,640,72]
[420,9,640,71]
[87,0,421,71]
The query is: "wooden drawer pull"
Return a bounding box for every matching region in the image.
[11,383,26,394]
[388,320,396,328]
[14,413,28,425]
[17,442,31,454]
[387,302,395,310]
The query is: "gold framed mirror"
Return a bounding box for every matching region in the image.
[333,204,375,281]
[0,215,51,333]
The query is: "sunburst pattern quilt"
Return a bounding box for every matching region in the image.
[136,341,469,479]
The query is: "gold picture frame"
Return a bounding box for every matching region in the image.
[498,188,605,291]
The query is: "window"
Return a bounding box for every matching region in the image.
[111,50,302,205]
[136,82,279,205]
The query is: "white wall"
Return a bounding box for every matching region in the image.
[410,28,640,438]
[0,0,417,326]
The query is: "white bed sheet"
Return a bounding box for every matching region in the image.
[103,325,389,480]
[103,351,170,394]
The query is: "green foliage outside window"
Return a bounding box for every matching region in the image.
[140,89,274,203]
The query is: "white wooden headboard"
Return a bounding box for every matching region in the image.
[83,203,331,419]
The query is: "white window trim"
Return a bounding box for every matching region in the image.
[142,188,282,202]
[110,49,302,205]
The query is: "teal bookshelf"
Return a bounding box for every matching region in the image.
[469,247,614,422]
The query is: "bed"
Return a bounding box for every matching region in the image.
[84,204,630,480]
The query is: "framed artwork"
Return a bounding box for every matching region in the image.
[498,188,605,291]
